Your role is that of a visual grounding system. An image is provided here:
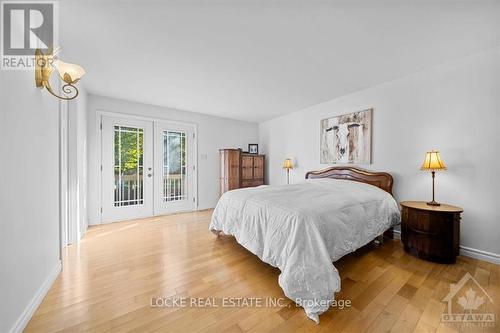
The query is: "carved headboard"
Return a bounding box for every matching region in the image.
[305,167,394,195]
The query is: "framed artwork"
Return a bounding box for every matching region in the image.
[248,144,259,154]
[320,108,372,164]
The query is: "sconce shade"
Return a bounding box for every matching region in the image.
[421,150,447,171]
[54,60,86,84]
[283,159,293,170]
[35,48,85,101]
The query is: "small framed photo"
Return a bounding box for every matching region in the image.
[248,144,259,154]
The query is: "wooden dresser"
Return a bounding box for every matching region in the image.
[219,149,265,195]
[400,201,463,264]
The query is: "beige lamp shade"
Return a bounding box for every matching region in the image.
[54,60,86,84]
[283,159,293,169]
[420,150,447,171]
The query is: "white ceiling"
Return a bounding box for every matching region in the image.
[60,0,500,122]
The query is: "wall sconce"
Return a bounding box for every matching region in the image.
[35,48,85,100]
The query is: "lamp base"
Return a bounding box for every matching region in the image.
[427,200,441,206]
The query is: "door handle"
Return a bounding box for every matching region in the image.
[147,173,153,178]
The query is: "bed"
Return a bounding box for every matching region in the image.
[209,167,401,323]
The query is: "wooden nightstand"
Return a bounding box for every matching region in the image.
[400,201,463,264]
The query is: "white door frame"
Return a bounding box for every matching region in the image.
[96,110,198,224]
[59,100,70,260]
[60,99,87,255]
[67,100,81,245]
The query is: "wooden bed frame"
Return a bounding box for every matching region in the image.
[305,166,394,239]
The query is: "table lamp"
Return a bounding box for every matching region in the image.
[283,159,293,184]
[420,150,447,206]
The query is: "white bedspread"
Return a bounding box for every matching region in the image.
[209,178,400,323]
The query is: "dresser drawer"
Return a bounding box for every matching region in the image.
[406,209,429,229]
[404,208,451,235]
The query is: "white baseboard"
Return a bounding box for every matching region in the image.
[88,217,100,226]
[391,229,401,239]
[459,246,500,265]
[9,260,62,333]
[392,229,500,265]
[79,224,87,240]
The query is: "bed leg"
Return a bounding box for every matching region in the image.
[383,227,394,239]
[374,235,384,246]
[375,227,394,246]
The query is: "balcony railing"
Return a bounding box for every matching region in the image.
[163,175,186,202]
[114,174,185,206]
[114,175,143,207]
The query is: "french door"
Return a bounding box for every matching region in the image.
[102,117,154,222]
[101,115,196,223]
[154,122,195,215]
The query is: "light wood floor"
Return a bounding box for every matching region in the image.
[26,210,499,333]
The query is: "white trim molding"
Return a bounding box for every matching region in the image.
[459,246,500,265]
[8,261,62,333]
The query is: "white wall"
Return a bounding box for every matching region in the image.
[259,47,500,258]
[0,70,61,331]
[87,94,259,225]
[68,86,88,241]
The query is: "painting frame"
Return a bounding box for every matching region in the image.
[248,143,259,154]
[320,108,372,164]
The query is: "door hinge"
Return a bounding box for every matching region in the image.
[100,123,102,130]
[193,197,196,203]
[100,207,103,213]
[100,164,103,171]
[192,133,195,139]
[193,165,195,171]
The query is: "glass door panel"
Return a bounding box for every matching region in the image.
[154,122,195,215]
[163,131,187,202]
[114,126,145,207]
[102,117,153,222]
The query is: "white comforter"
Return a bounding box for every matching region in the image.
[209,178,400,323]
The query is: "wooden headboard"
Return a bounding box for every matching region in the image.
[305,167,394,195]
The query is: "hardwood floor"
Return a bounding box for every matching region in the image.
[26,210,499,333]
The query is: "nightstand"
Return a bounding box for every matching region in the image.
[400,201,463,264]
